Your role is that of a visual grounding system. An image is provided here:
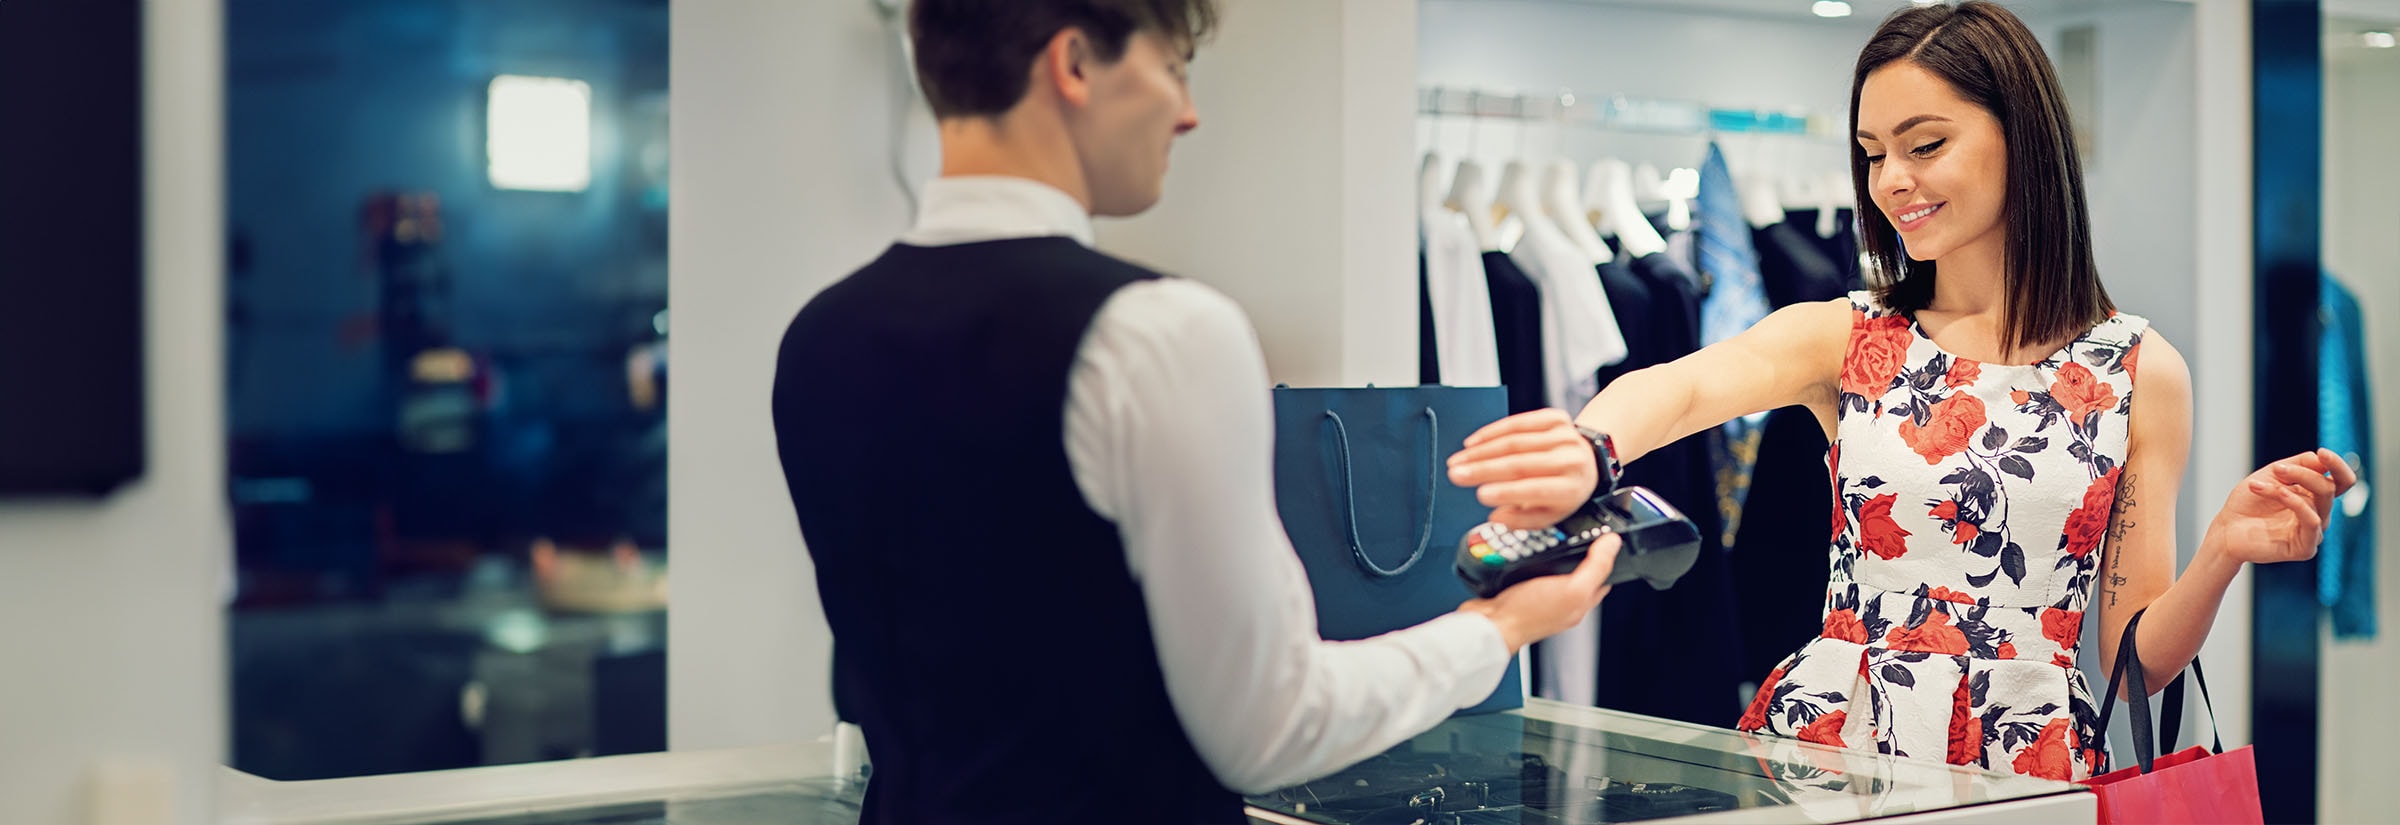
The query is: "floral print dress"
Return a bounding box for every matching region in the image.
[1735,291,2146,782]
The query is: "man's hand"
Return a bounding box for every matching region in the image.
[1447,409,1600,530]
[1457,534,1619,654]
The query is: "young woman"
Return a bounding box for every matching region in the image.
[1445,1,2354,781]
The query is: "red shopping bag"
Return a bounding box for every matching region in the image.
[2082,609,2263,824]
[2086,745,2262,824]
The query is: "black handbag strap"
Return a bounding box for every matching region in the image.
[2097,608,2226,774]
[1323,408,1439,578]
[2157,653,2226,757]
[2098,608,2159,772]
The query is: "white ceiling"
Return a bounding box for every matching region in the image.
[1542,0,2186,23]
[2328,0,2400,22]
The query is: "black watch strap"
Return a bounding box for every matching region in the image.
[1576,424,1623,500]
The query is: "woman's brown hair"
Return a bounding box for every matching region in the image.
[1852,0,2113,357]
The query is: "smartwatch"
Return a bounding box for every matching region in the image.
[1577,424,1624,501]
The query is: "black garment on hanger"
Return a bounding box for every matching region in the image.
[1584,252,1745,727]
[1629,253,1703,359]
[1483,251,1548,415]
[1730,406,1837,683]
[1729,228,1847,685]
[1753,221,1849,308]
[1525,257,1659,703]
[1593,257,1653,390]
[1784,208,1863,291]
[1420,250,1441,385]
[1640,211,1705,291]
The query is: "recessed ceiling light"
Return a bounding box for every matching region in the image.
[1813,1,1853,18]
[486,75,592,192]
[2364,31,2397,49]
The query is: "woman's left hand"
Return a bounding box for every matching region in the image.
[2209,448,2358,565]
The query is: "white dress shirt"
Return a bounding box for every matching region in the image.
[898,176,1513,794]
[1421,207,1503,387]
[1504,210,1628,413]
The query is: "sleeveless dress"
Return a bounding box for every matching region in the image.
[1734,291,2148,782]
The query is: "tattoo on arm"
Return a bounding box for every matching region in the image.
[2105,471,2138,607]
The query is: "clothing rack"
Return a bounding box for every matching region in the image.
[1417,85,1835,139]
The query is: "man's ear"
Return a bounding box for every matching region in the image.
[1040,28,1095,109]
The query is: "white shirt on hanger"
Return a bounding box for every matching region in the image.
[1422,207,1503,387]
[898,175,1513,794]
[1504,209,1628,413]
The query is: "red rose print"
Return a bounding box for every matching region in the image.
[1823,609,1869,643]
[1926,586,1976,605]
[1829,445,1846,540]
[2053,653,2075,668]
[1885,612,1971,655]
[1899,393,1988,464]
[2041,609,2085,648]
[1858,494,1913,560]
[2085,748,2106,774]
[1738,666,1785,731]
[1947,677,1981,765]
[1997,641,2018,660]
[1843,312,1915,398]
[1799,710,1849,748]
[2012,719,2075,781]
[2123,340,2142,379]
[2050,361,2120,420]
[2011,388,2033,407]
[1946,358,1982,388]
[2061,468,2120,559]
[1929,501,1980,545]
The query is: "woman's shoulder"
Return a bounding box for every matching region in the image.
[1848,288,1917,324]
[2089,308,2153,348]
[1770,295,1869,334]
[1746,297,1866,370]
[1848,289,1884,316]
[2120,323,2185,388]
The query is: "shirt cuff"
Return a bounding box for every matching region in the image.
[1419,610,1515,710]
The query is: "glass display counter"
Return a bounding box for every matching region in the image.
[217,700,2091,825]
[1245,699,2091,824]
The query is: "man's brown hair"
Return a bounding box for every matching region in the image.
[909,0,1218,119]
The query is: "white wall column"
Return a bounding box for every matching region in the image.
[667,0,921,750]
[1098,0,1421,387]
[0,1,230,821]
[2193,0,2257,747]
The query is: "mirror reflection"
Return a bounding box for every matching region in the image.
[223,0,670,780]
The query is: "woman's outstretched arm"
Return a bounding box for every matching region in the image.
[1448,297,1851,529]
